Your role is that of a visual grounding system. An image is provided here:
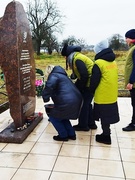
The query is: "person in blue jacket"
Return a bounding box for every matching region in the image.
[42,66,83,141]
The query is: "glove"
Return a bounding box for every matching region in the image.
[43,97,50,103]
[70,73,77,80]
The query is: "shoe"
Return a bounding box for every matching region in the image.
[89,124,97,130]
[122,123,135,131]
[68,135,76,140]
[96,134,111,145]
[53,135,68,141]
[73,125,90,131]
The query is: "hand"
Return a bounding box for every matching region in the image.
[70,73,77,80]
[126,83,133,90]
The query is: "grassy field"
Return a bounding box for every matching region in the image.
[0,50,128,105]
[35,51,126,89]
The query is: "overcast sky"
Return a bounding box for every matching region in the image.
[1,0,135,45]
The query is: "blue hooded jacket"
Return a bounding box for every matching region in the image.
[42,66,83,120]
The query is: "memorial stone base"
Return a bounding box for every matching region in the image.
[0,113,43,144]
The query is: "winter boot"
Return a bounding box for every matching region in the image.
[96,133,111,145]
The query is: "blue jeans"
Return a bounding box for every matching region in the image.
[49,116,76,138]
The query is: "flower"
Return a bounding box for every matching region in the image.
[35,79,44,97]
[35,79,43,87]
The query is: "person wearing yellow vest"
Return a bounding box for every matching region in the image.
[89,39,120,145]
[61,43,97,131]
[122,29,135,131]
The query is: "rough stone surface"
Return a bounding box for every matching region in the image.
[0,1,43,143]
[0,113,43,144]
[0,1,36,128]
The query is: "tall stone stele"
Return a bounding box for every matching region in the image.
[0,1,36,129]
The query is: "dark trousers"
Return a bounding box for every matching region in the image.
[130,88,135,124]
[49,116,76,138]
[78,89,95,128]
[101,122,111,135]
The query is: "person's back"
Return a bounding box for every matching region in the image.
[72,52,94,88]
[44,66,83,119]
[42,65,83,141]
[93,59,118,104]
[90,39,120,145]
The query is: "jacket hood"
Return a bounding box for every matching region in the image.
[94,39,109,54]
[95,48,115,62]
[51,66,67,76]
[66,52,76,69]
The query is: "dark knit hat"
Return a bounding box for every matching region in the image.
[61,43,81,57]
[125,29,135,39]
[61,43,68,56]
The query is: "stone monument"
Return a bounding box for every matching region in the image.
[0,1,43,143]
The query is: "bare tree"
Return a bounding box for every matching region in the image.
[109,34,128,51]
[62,36,87,48]
[27,0,63,55]
[42,28,59,54]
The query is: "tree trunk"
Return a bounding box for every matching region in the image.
[36,40,41,55]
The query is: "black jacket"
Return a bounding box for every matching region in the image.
[42,66,83,120]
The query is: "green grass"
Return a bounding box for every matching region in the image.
[35,51,127,89]
[35,53,66,69]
